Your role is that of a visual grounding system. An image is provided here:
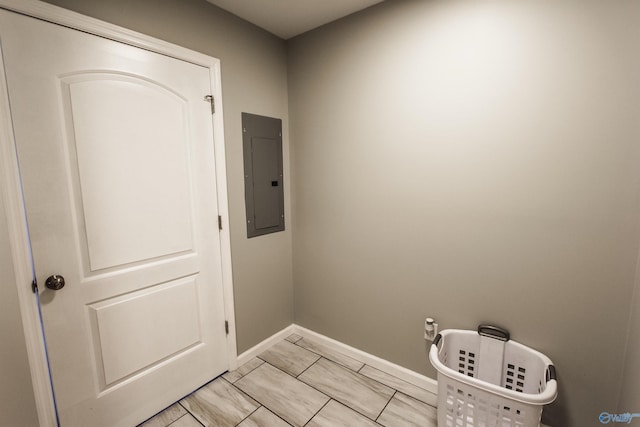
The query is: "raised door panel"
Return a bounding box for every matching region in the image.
[88,276,202,387]
[64,75,195,271]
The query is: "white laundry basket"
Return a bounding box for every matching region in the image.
[429,325,557,427]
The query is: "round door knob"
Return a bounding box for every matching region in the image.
[45,275,65,291]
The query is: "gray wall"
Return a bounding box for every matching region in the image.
[619,268,640,412]
[39,0,294,353]
[288,1,640,426]
[0,191,39,426]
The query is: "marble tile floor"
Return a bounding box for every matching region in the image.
[139,334,437,427]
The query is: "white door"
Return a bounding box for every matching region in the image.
[0,9,229,427]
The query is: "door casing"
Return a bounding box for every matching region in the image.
[0,1,237,425]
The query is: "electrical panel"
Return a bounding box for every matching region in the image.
[242,113,284,238]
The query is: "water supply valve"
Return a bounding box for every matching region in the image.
[424,317,438,341]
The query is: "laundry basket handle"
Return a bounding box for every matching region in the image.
[478,324,510,341]
[433,333,442,347]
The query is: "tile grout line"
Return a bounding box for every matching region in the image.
[259,359,385,425]
[222,375,259,399]
[402,391,437,410]
[259,359,323,388]
[267,409,295,427]
[139,378,217,426]
[358,365,438,408]
[375,390,397,424]
[231,401,298,427]
[293,358,396,425]
[230,362,319,426]
[313,358,402,405]
[180,377,260,427]
[172,413,204,427]
[295,355,322,379]
[226,358,264,384]
[176,401,204,427]
[227,362,296,427]
[292,337,364,372]
[232,404,261,427]
[286,334,303,344]
[301,398,332,427]
[291,338,321,363]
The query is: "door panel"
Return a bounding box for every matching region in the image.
[0,9,229,427]
[64,74,195,271]
[88,276,202,387]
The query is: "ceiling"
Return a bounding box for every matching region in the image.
[205,0,384,40]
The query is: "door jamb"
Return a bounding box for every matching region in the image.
[0,1,237,425]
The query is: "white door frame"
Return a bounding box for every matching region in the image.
[0,1,237,425]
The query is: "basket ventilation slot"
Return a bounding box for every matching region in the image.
[505,364,526,392]
[457,349,476,377]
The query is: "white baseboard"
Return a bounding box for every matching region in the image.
[236,324,296,366]
[236,323,437,394]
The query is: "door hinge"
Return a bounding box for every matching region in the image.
[204,95,215,114]
[31,278,37,294]
[218,215,223,231]
[225,320,229,335]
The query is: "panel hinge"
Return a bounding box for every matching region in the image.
[218,215,223,231]
[225,320,229,335]
[204,95,215,114]
[31,278,37,294]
